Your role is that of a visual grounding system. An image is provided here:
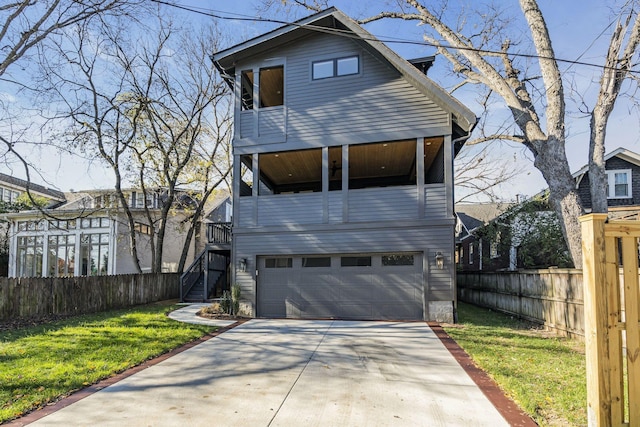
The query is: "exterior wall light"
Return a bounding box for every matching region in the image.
[435,252,445,270]
[239,258,247,272]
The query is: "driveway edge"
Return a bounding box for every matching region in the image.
[427,322,538,427]
[4,320,246,427]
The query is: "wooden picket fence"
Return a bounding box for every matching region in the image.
[581,214,640,427]
[0,273,180,321]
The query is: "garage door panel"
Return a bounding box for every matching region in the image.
[375,303,421,319]
[339,303,373,319]
[339,283,376,301]
[258,254,423,320]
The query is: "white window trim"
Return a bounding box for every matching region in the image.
[606,169,632,199]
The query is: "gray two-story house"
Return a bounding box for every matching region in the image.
[213,8,476,322]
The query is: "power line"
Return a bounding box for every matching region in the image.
[150,0,640,75]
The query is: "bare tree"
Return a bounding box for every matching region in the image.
[588,11,640,213]
[41,11,232,273]
[455,143,520,203]
[276,0,640,267]
[0,0,143,181]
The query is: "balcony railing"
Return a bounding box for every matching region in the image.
[207,222,231,244]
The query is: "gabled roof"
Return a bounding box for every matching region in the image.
[455,202,514,236]
[0,172,66,201]
[212,7,476,134]
[572,147,640,179]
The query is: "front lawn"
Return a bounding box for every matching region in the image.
[0,303,215,423]
[443,303,587,426]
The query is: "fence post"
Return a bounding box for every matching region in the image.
[580,213,612,427]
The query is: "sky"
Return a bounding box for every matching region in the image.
[4,0,640,202]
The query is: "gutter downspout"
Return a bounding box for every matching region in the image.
[451,119,477,324]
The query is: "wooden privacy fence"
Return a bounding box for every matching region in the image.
[581,214,640,427]
[457,269,584,337]
[0,273,180,321]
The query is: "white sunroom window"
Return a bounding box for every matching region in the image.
[606,169,632,198]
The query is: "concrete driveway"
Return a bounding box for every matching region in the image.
[25,320,511,426]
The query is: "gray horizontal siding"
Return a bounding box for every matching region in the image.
[238,198,253,226]
[348,187,416,222]
[257,106,285,141]
[240,111,253,138]
[257,193,323,226]
[240,186,448,227]
[328,192,342,223]
[235,32,450,150]
[425,185,447,218]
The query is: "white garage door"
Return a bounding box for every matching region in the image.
[257,253,423,320]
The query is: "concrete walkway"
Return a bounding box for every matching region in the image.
[20,306,521,426]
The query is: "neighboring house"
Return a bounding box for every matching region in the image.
[455,202,514,272]
[2,188,204,278]
[0,173,67,276]
[574,147,640,218]
[0,172,66,208]
[459,147,640,271]
[210,8,476,322]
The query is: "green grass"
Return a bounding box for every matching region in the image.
[444,303,587,426]
[0,303,215,423]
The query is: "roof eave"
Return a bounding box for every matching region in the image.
[211,7,477,133]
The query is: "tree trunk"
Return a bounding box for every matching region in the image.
[531,137,584,268]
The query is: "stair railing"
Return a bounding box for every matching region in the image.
[180,248,207,302]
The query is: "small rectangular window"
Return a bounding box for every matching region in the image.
[312,60,333,79]
[606,169,632,199]
[312,56,359,80]
[302,257,331,267]
[382,254,414,266]
[341,256,371,267]
[337,56,358,76]
[265,257,292,268]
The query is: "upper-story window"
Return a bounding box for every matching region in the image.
[0,186,20,203]
[259,66,284,108]
[240,66,284,110]
[606,169,632,199]
[312,56,359,80]
[240,70,254,110]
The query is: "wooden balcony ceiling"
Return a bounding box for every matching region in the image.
[258,137,444,187]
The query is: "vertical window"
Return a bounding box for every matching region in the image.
[240,155,254,197]
[329,147,342,191]
[240,70,254,110]
[16,236,43,277]
[48,235,76,277]
[80,233,109,276]
[259,66,284,108]
[490,232,501,259]
[469,243,474,264]
[606,169,632,198]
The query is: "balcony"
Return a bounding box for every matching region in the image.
[207,222,232,244]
